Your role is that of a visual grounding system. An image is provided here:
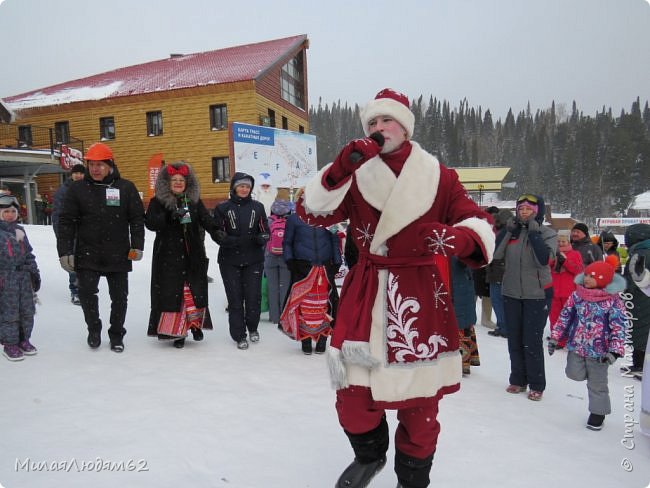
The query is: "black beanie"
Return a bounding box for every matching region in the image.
[71,163,86,174]
[572,223,589,236]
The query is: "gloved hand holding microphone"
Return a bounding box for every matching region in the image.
[327,132,385,183]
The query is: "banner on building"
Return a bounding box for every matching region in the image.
[231,122,317,188]
[148,153,164,198]
[59,145,83,170]
[596,217,650,227]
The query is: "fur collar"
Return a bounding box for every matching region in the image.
[355,142,439,254]
[574,273,627,296]
[154,164,200,211]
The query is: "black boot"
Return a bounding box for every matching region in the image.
[315,335,327,354]
[394,449,434,488]
[336,416,389,488]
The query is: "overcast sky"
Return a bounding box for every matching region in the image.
[1,0,648,120]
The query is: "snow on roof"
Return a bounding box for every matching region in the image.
[5,35,307,111]
[629,190,650,210]
[9,82,124,110]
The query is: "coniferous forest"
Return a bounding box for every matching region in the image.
[309,97,650,221]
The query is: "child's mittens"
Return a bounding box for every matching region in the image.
[33,292,41,306]
[599,352,619,365]
[547,338,558,356]
[31,272,41,292]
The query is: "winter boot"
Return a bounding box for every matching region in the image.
[587,413,605,431]
[301,339,313,355]
[191,328,204,341]
[336,415,389,488]
[18,339,38,356]
[109,326,126,353]
[394,449,434,488]
[173,338,186,349]
[315,335,327,354]
[468,326,480,366]
[87,330,101,349]
[3,344,24,362]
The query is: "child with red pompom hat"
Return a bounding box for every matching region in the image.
[549,255,627,431]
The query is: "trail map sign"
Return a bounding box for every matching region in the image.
[232,122,317,188]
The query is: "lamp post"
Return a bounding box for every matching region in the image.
[477,183,484,207]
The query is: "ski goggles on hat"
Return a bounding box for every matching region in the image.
[516,194,538,205]
[0,195,20,209]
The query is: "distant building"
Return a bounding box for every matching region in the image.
[3,35,311,207]
[627,190,650,217]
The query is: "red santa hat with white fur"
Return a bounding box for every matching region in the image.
[360,88,415,139]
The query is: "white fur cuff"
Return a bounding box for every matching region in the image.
[453,216,495,262]
[304,163,352,216]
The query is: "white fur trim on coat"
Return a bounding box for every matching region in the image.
[356,142,440,255]
[453,216,495,262]
[327,347,348,389]
[303,163,353,217]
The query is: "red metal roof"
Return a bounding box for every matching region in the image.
[5,35,307,107]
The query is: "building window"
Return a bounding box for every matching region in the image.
[268,109,276,128]
[17,125,32,147]
[281,116,288,130]
[212,156,230,183]
[260,115,271,126]
[298,125,304,134]
[281,52,305,109]
[100,117,115,140]
[209,104,228,130]
[146,111,163,136]
[55,121,70,144]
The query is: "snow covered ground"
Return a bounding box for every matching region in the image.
[1,225,649,488]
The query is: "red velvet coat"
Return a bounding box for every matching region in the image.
[297,142,494,408]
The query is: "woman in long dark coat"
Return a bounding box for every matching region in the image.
[145,162,219,348]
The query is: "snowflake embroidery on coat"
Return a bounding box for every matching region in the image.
[385,272,448,362]
[356,222,374,248]
[424,227,456,256]
[432,277,448,309]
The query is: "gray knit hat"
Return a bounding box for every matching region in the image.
[233,176,253,188]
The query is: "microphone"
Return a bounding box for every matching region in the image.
[349,131,385,163]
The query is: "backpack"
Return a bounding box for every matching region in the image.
[268,216,286,255]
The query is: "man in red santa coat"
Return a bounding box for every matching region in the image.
[296,88,495,488]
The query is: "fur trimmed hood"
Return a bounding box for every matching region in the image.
[154,162,200,211]
[574,272,626,295]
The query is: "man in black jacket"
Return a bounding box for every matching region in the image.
[57,143,145,353]
[213,172,269,350]
[570,222,603,266]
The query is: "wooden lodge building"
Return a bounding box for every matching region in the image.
[2,34,311,209]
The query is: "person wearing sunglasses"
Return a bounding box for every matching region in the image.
[493,194,557,401]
